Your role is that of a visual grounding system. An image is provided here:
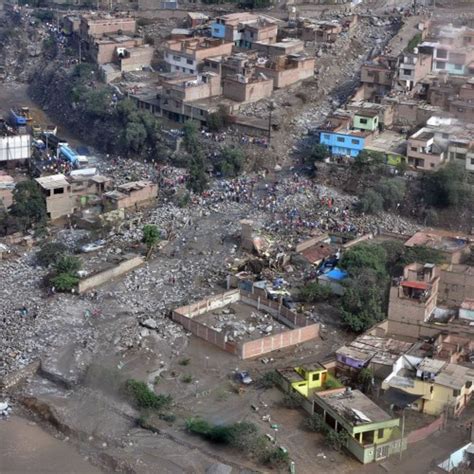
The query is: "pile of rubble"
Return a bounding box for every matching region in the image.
[210,309,287,342]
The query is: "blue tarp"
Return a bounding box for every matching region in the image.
[326,268,348,281]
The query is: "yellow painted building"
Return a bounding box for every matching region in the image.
[382,356,474,416]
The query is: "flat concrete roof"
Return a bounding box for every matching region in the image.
[317,389,393,425]
[35,174,69,189]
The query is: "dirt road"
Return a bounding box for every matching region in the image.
[0,415,101,473]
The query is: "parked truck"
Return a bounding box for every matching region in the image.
[9,107,31,127]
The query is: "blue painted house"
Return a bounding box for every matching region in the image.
[211,22,225,39]
[319,131,366,157]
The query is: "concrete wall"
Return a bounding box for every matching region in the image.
[257,58,315,89]
[81,17,136,38]
[120,46,154,72]
[223,77,273,103]
[78,255,144,293]
[439,265,474,306]
[112,183,158,210]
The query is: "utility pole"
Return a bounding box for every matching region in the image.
[399,408,405,461]
[268,100,276,146]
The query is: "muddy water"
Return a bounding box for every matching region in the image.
[0,416,101,473]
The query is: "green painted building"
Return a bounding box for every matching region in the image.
[313,389,405,463]
[353,110,379,132]
[277,366,405,464]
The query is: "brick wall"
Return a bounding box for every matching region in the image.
[407,414,444,444]
[172,311,234,353]
[172,288,319,359]
[240,324,319,359]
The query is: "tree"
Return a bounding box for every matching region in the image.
[358,368,373,393]
[422,163,472,209]
[81,89,111,119]
[9,180,47,230]
[339,243,388,279]
[36,242,68,267]
[299,281,332,302]
[183,120,200,153]
[357,189,384,215]
[207,106,230,132]
[307,144,330,165]
[187,152,208,194]
[143,224,160,259]
[375,178,405,211]
[125,121,147,154]
[340,268,387,332]
[352,150,384,175]
[218,147,245,177]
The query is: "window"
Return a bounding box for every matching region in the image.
[187,59,193,65]
[53,187,64,195]
[403,69,412,76]
[359,118,368,124]
[436,49,448,59]
[377,429,384,439]
[430,163,435,168]
[454,64,463,70]
[336,137,345,143]
[436,61,446,69]
[173,55,181,61]
[351,139,360,145]
[466,381,472,389]
[471,158,474,165]
[323,134,330,140]
[411,147,417,152]
[367,70,374,77]
[312,373,320,382]
[453,389,461,397]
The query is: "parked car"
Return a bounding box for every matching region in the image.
[235,371,253,385]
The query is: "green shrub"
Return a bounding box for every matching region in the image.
[181,374,193,383]
[124,379,172,411]
[50,272,79,292]
[54,255,81,275]
[304,413,328,434]
[261,447,290,466]
[300,282,332,302]
[324,376,343,390]
[257,370,280,389]
[36,242,68,267]
[282,391,301,409]
[178,358,191,366]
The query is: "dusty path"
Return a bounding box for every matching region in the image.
[0,415,101,473]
